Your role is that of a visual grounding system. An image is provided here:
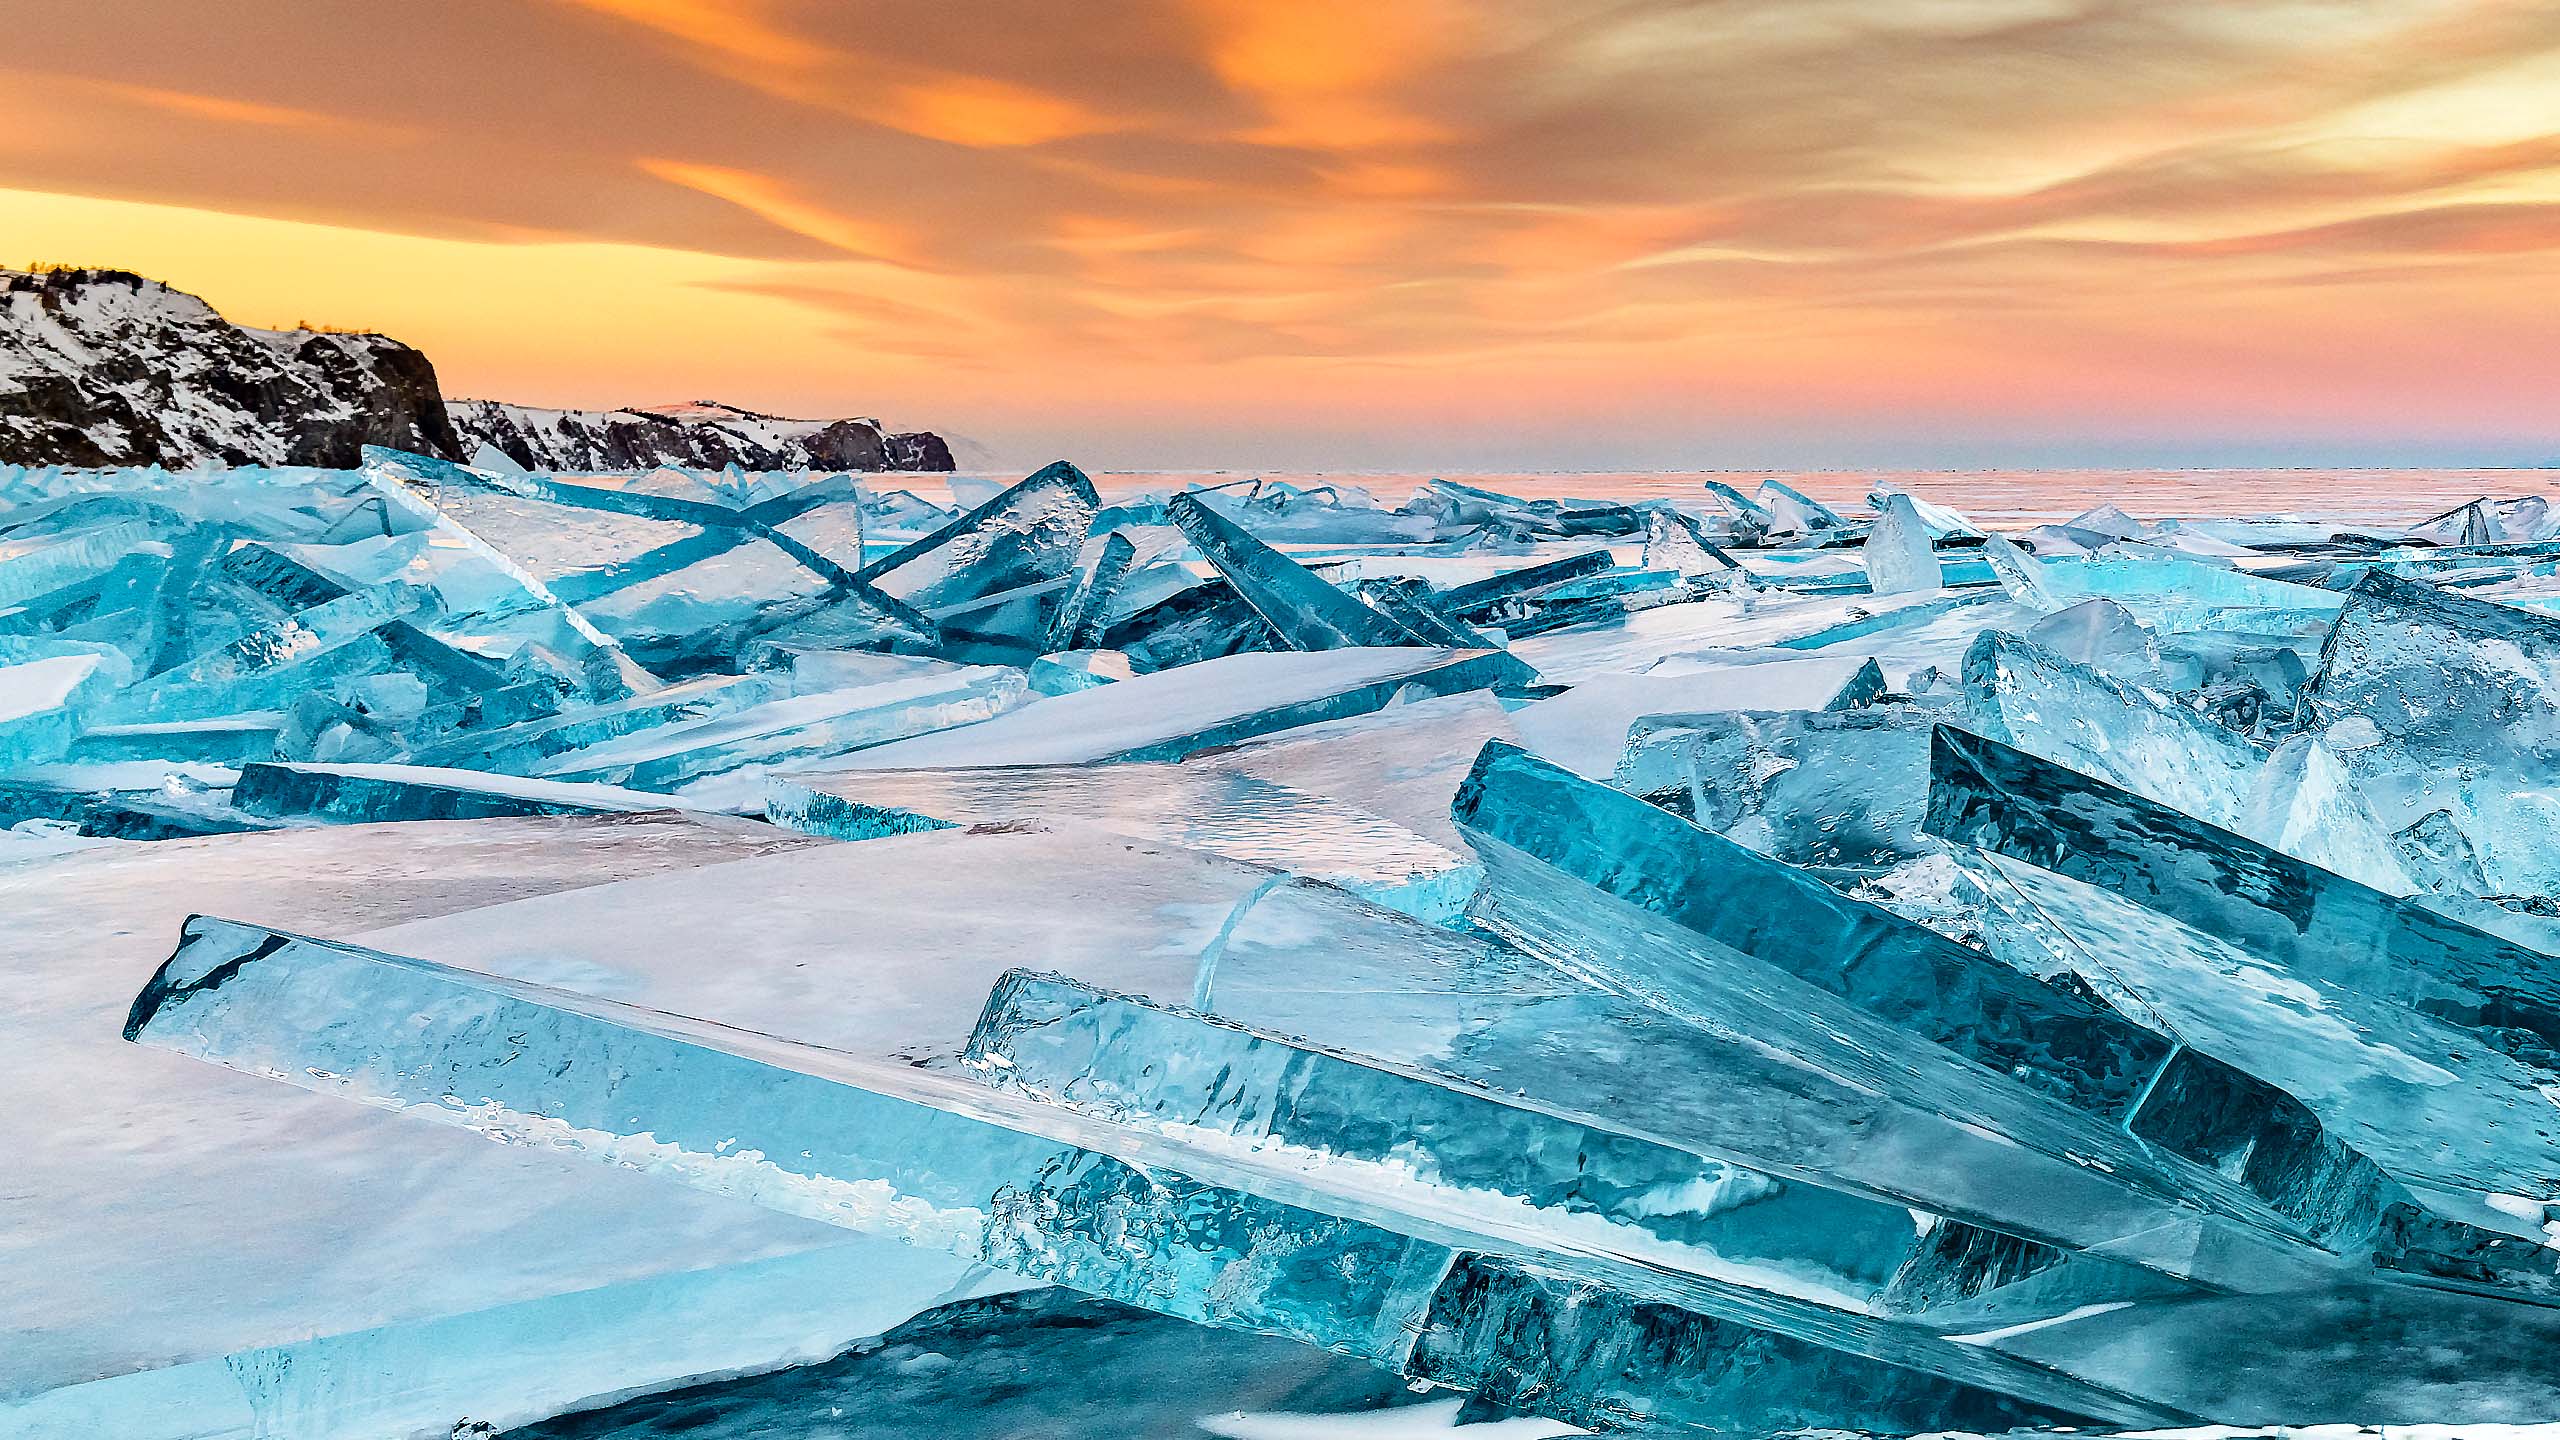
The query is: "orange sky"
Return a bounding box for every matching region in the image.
[6,0,2560,468]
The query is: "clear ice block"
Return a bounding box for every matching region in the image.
[968,969,2175,1324]
[2304,569,2560,894]
[767,763,1482,921]
[1453,740,2410,1266]
[826,647,1525,769]
[124,919,2167,1434]
[1864,494,1944,595]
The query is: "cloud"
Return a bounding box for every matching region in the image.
[3,0,2558,462]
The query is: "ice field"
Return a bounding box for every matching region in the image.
[12,450,2560,1436]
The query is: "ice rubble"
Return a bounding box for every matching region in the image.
[17,456,2560,1435]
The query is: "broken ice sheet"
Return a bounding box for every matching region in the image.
[2305,569,2560,895]
[847,460,1098,656]
[125,920,2169,1434]
[967,969,2178,1326]
[1612,706,1936,870]
[1992,541,2345,634]
[768,763,1481,921]
[1926,727,2560,1231]
[1960,628,2405,882]
[230,759,731,824]
[1862,493,1944,595]
[825,646,1525,768]
[1169,491,1438,652]
[529,664,1029,789]
[1506,653,1883,779]
[0,815,1015,1436]
[1453,740,2414,1276]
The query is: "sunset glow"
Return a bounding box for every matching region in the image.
[6,0,2558,467]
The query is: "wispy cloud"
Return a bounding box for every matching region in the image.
[3,0,2558,462]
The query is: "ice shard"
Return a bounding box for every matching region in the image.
[1167,491,1525,676]
[1451,739,2422,1270]
[526,666,1029,788]
[1427,550,1614,625]
[1863,493,1944,595]
[1758,479,1851,540]
[968,969,2174,1324]
[405,671,789,774]
[230,760,712,824]
[768,764,1482,920]
[1999,546,2345,633]
[1044,529,1139,653]
[126,920,2162,1433]
[2303,569,2560,893]
[0,638,129,765]
[1701,481,1774,545]
[1925,722,2560,1229]
[1963,629,2269,828]
[827,647,1526,768]
[1642,509,1752,582]
[848,461,1098,655]
[1168,492,1427,650]
[1612,706,1935,869]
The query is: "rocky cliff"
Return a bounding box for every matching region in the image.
[0,268,952,472]
[0,268,459,467]
[449,399,954,473]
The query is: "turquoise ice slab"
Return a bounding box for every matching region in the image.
[0,815,991,1439]
[1968,629,2409,886]
[847,461,1096,656]
[526,666,1030,788]
[822,647,1526,768]
[1045,529,1138,652]
[1703,480,1776,542]
[1613,705,1931,870]
[2305,569,2560,894]
[231,761,719,824]
[1864,494,1944,595]
[1950,846,2560,1303]
[406,671,789,772]
[1169,494,1536,689]
[364,449,933,676]
[1643,508,1752,580]
[123,920,2167,1434]
[96,580,440,721]
[351,812,2276,1304]
[1925,729,2560,1278]
[1428,549,1614,623]
[767,763,1480,921]
[0,636,129,765]
[1199,879,2325,1300]
[1997,546,2347,633]
[1510,654,1882,779]
[1451,740,2405,1265]
[1351,576,1517,653]
[1168,492,1430,650]
[966,970,2177,1325]
[1964,629,2266,819]
[0,519,158,609]
[1925,725,2560,1076]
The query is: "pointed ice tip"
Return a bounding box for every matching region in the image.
[1023,459,1098,499]
[1451,737,1537,827]
[124,915,295,1043]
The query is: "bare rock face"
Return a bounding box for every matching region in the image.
[0,268,460,467]
[0,268,955,473]
[448,399,955,474]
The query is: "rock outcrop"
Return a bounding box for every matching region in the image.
[0,268,953,472]
[448,399,954,473]
[0,268,459,468]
